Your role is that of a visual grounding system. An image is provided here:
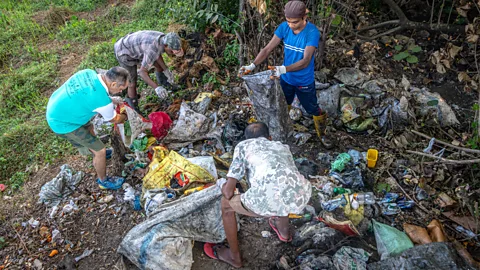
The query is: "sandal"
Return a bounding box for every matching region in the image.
[269,217,292,242]
[204,243,228,260]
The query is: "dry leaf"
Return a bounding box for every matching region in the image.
[401,75,411,91]
[456,7,468,17]
[458,72,471,82]
[441,59,451,68]
[448,44,462,59]
[467,34,479,44]
[249,0,267,14]
[436,63,446,74]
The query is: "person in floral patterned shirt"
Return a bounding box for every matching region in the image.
[204,122,311,268]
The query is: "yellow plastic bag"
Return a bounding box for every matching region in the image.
[142,146,216,194]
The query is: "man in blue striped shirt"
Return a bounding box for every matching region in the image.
[239,1,332,148]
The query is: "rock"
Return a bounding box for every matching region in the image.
[334,68,369,87]
[367,242,470,270]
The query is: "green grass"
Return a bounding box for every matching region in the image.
[0,0,236,189]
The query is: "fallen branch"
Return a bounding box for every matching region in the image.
[387,171,430,214]
[411,129,480,154]
[353,0,465,40]
[406,150,480,164]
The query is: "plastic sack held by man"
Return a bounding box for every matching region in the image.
[239,0,332,148]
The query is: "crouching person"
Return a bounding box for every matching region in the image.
[46,67,129,190]
[205,122,312,268]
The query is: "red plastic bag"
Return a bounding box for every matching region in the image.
[148,112,172,140]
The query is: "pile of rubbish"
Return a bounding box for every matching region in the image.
[20,63,479,269]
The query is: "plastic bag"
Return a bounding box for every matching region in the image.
[373,219,414,260]
[148,111,172,140]
[333,246,370,270]
[142,146,216,196]
[317,84,342,117]
[242,71,292,142]
[186,156,218,179]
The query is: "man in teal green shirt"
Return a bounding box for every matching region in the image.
[47,67,129,190]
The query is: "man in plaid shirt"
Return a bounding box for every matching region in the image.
[114,31,184,111]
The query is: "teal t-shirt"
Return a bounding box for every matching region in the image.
[46,69,112,134]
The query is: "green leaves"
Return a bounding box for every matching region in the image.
[393,51,409,61]
[406,55,418,63]
[393,45,421,64]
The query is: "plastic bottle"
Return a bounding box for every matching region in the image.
[321,196,347,211]
[351,192,375,205]
[333,187,352,195]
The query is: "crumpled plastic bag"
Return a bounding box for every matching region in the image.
[334,68,369,87]
[142,146,216,197]
[92,114,113,139]
[190,92,214,115]
[38,165,84,207]
[333,246,370,270]
[163,101,222,149]
[242,71,292,142]
[411,87,459,126]
[317,84,343,117]
[118,186,226,270]
[186,156,218,179]
[373,219,414,260]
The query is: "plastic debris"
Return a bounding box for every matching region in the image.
[317,84,342,117]
[75,249,94,262]
[411,87,460,126]
[333,246,370,270]
[261,231,272,238]
[373,219,414,260]
[331,153,351,172]
[321,195,347,211]
[455,225,477,239]
[49,250,59,257]
[28,218,40,228]
[97,195,114,204]
[242,71,292,142]
[318,212,360,236]
[38,164,84,207]
[334,68,369,87]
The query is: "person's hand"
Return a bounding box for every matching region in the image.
[110,96,124,105]
[163,70,174,84]
[155,86,168,99]
[238,63,256,77]
[268,65,286,79]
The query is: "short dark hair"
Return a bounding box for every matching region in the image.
[105,66,129,86]
[245,122,270,139]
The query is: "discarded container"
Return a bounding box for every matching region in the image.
[367,149,378,168]
[351,192,375,205]
[321,195,347,211]
[333,187,352,195]
[49,250,59,257]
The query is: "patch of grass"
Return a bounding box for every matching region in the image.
[76,41,118,70]
[0,52,58,118]
[0,117,73,185]
[56,15,101,43]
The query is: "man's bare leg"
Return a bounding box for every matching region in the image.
[91,148,107,180]
[127,81,137,99]
[216,197,242,268]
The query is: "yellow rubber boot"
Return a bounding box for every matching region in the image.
[288,105,292,112]
[313,113,333,149]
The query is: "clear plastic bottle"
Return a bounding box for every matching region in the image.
[352,192,375,205]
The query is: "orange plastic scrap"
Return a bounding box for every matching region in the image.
[49,249,58,257]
